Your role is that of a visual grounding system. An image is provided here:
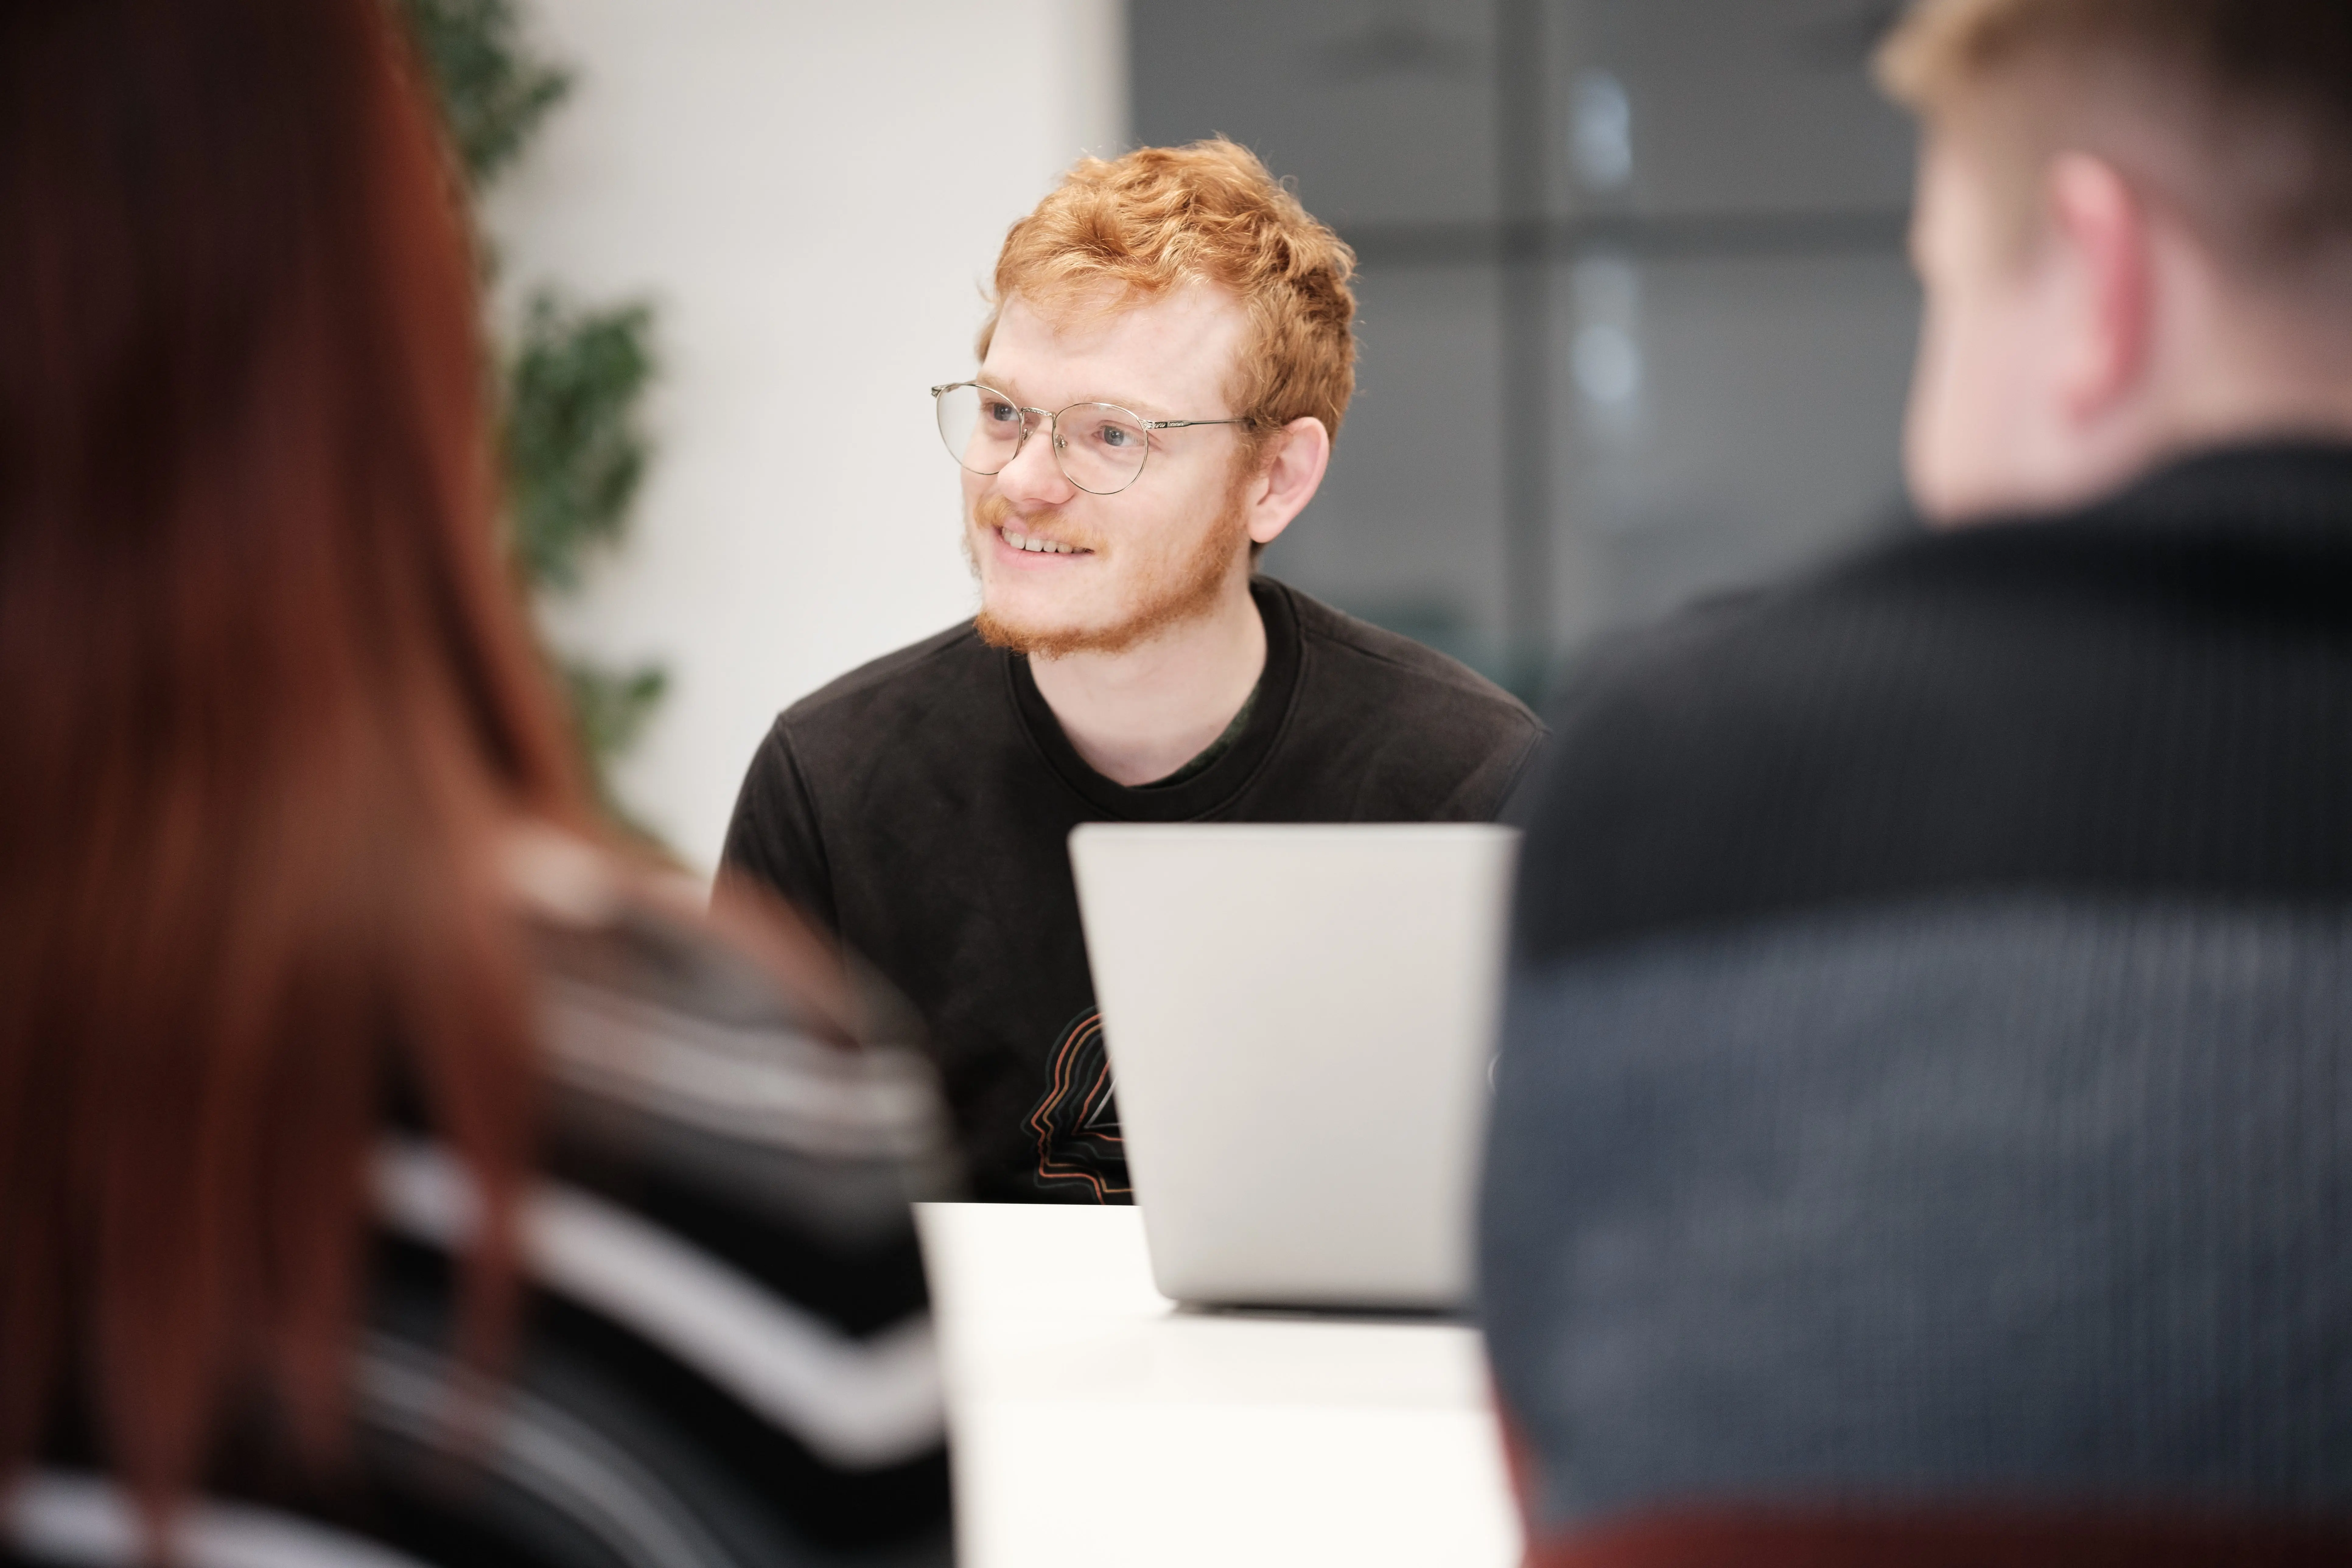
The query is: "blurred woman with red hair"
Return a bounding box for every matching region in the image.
[0,0,954,1562]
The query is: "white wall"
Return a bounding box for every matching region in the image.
[487,0,1128,873]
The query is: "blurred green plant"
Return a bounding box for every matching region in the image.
[509,294,655,590]
[400,0,570,187]
[398,0,669,838]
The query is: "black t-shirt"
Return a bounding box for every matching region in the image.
[719,577,1544,1202]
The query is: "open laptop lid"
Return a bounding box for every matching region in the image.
[1070,823,1519,1310]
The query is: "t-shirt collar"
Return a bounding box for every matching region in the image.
[1004,577,1304,822]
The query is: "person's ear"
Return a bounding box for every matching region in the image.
[2046,152,2153,425]
[1242,416,1332,548]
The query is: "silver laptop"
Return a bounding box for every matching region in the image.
[1068,822,1520,1311]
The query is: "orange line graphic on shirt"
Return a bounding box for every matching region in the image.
[1026,1008,1130,1202]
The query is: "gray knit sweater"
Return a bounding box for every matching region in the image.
[1482,443,2352,1541]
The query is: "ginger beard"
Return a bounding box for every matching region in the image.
[968,456,1257,659]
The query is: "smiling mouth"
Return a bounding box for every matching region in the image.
[999,526,1092,556]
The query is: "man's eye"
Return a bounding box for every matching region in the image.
[1099,424,1138,449]
[983,401,1020,425]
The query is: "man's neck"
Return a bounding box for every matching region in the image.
[1939,354,2352,529]
[2047,283,2352,521]
[1028,575,1267,788]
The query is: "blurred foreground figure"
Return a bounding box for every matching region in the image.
[1484,0,2352,1561]
[0,1,954,1563]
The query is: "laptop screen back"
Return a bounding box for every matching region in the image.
[1070,823,1519,1309]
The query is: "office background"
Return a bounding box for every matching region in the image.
[493,0,1917,870]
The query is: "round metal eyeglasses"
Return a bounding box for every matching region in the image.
[930,381,1249,496]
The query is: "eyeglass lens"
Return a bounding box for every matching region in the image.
[933,383,1152,495]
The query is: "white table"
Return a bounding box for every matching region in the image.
[916,1203,1522,1568]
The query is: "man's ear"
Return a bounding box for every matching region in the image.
[2047,152,2153,424]
[1242,416,1333,548]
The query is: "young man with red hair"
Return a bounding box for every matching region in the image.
[722,141,1539,1204]
[1484,1,2352,1561]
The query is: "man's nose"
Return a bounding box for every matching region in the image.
[993,416,1076,507]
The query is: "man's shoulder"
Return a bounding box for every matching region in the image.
[772,619,996,740]
[1507,531,2013,960]
[1275,580,1538,733]
[1516,481,2352,960]
[1537,488,2293,731]
[1532,524,2049,767]
[1256,580,1542,821]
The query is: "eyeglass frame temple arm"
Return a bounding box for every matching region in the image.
[929,384,1251,433]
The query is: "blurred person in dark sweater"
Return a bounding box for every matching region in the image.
[1482,1,2352,1563]
[719,142,1540,1204]
[0,2,952,1563]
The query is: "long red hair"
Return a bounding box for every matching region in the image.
[0,0,591,1516]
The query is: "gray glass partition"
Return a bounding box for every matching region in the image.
[1132,0,1921,697]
